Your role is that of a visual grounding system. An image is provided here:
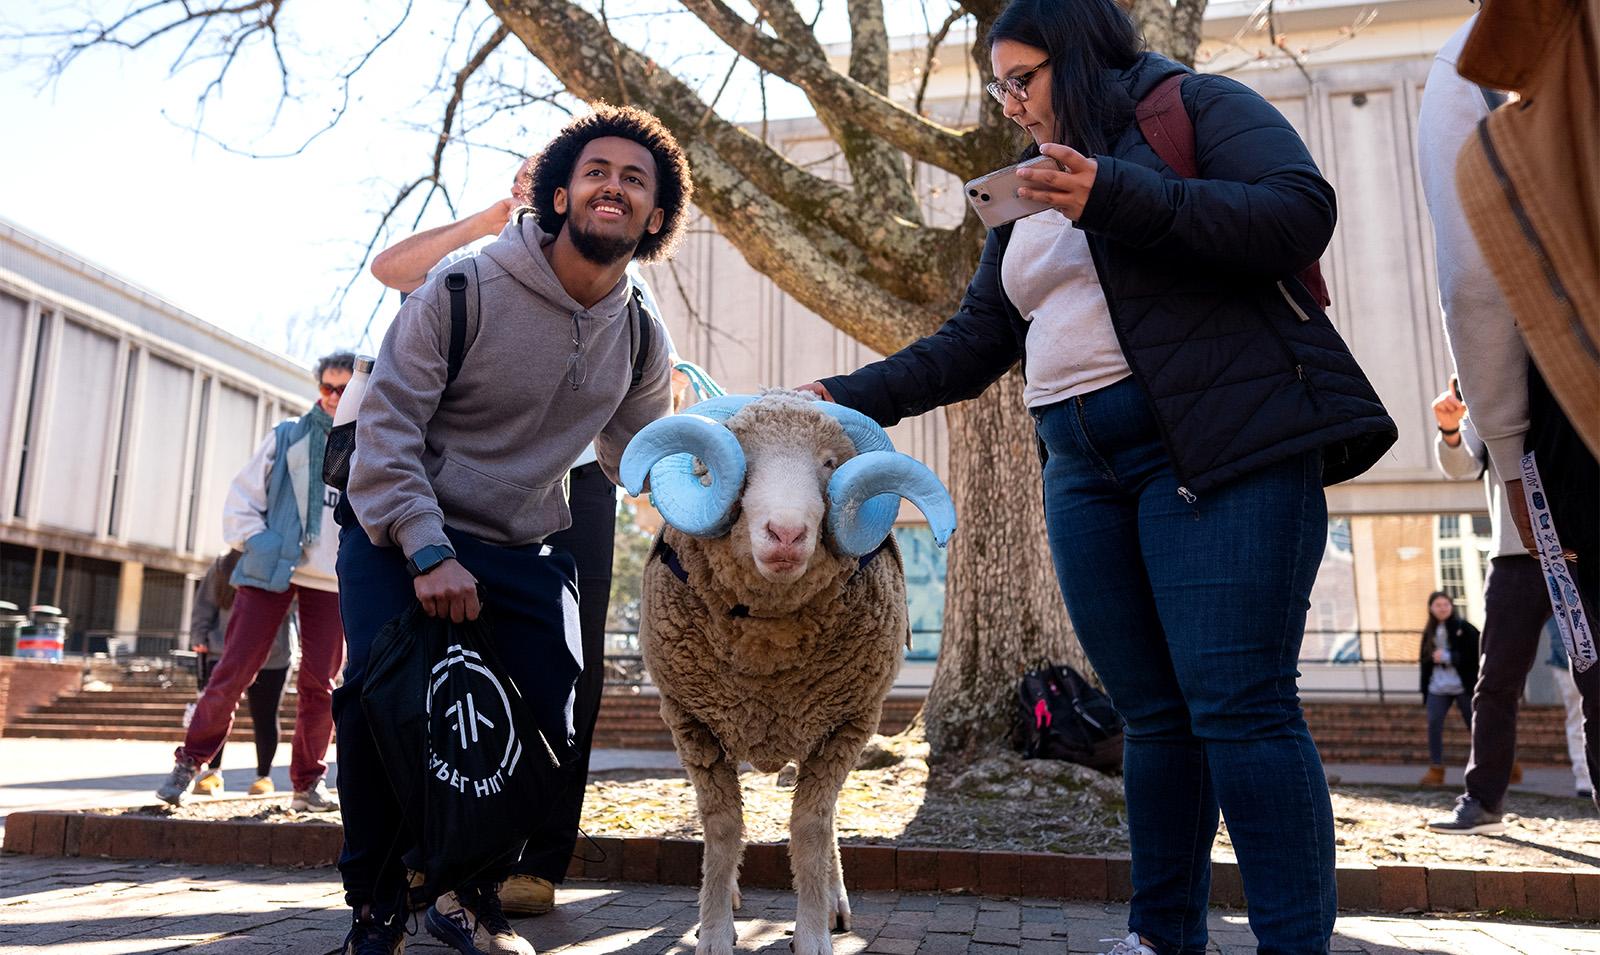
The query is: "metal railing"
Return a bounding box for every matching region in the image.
[73,629,191,687]
[602,628,1423,701]
[42,627,1425,703]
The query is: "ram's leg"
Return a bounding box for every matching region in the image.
[661,699,744,955]
[789,721,873,955]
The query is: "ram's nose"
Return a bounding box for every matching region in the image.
[763,519,809,549]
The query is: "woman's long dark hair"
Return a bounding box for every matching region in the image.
[988,0,1142,157]
[1423,590,1458,635]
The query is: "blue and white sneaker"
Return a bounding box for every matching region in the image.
[426,885,534,955]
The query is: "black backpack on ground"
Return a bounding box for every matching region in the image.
[1012,660,1125,774]
[361,601,563,901]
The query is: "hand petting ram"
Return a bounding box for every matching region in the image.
[620,390,956,955]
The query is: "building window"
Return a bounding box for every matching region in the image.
[1439,546,1465,600]
[1438,515,1460,539]
[139,567,188,633]
[894,525,946,660]
[1471,514,1492,538]
[0,543,36,607]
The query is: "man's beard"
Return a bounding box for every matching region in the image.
[567,217,645,266]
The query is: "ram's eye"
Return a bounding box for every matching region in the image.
[821,457,837,470]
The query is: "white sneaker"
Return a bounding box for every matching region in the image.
[1098,933,1158,955]
[291,779,340,813]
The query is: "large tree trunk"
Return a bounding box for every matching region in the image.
[922,371,1086,758]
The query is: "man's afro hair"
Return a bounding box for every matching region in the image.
[527,104,693,263]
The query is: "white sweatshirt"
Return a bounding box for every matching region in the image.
[1418,15,1530,486]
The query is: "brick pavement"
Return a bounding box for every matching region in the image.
[0,856,1594,955]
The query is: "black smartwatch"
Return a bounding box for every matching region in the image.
[406,543,456,578]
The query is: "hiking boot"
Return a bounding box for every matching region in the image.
[1097,933,1158,955]
[291,779,340,813]
[427,885,535,954]
[156,758,199,806]
[1427,795,1505,835]
[1418,764,1445,786]
[499,874,555,916]
[342,905,405,954]
[193,769,224,796]
[249,775,276,795]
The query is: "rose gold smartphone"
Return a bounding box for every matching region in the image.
[964,156,1055,229]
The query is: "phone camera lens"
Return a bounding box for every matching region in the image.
[980,193,990,202]
[967,188,978,197]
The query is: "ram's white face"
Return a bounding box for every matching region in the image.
[727,417,856,584]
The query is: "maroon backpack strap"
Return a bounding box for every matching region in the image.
[1135,74,1197,178]
[1134,72,1333,309]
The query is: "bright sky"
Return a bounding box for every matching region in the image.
[0,1,963,365]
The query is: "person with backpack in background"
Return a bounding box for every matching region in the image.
[799,2,1396,951]
[1417,591,1479,788]
[186,549,293,798]
[336,105,686,955]
[370,153,688,921]
[157,352,352,813]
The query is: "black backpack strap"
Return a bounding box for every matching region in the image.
[629,285,653,388]
[443,258,479,385]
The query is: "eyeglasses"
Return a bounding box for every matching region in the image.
[986,60,1050,106]
[566,313,587,390]
[318,381,347,397]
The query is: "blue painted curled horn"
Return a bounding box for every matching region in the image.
[619,410,749,538]
[827,451,957,557]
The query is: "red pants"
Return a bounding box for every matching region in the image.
[177,584,344,791]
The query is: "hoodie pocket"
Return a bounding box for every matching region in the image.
[433,454,571,542]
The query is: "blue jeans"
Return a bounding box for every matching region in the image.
[1425,691,1471,766]
[1034,377,1335,955]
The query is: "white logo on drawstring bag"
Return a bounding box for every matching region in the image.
[426,643,524,797]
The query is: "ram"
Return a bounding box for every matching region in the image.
[621,390,955,955]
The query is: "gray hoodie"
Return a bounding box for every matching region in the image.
[351,216,672,556]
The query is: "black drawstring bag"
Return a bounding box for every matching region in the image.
[1012,660,1125,773]
[361,602,562,901]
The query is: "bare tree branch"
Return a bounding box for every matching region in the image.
[915,5,968,118]
[682,140,940,355]
[487,0,966,304]
[674,0,991,177]
[837,0,921,220]
[37,0,416,160]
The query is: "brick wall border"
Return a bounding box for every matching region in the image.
[5,810,1594,920]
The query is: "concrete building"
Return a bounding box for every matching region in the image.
[638,0,1500,679]
[0,217,313,655]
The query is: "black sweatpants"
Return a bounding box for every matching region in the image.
[514,462,618,882]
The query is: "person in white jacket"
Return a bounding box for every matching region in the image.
[156,351,352,813]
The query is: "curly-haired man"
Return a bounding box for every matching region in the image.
[336,104,691,955]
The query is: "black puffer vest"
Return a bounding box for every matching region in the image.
[823,53,1397,495]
